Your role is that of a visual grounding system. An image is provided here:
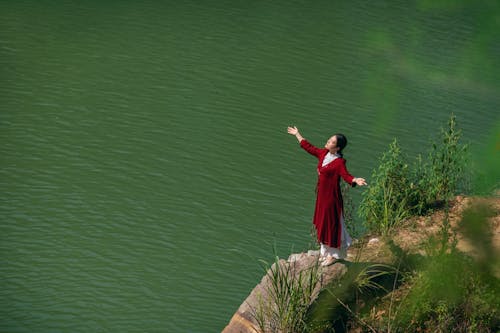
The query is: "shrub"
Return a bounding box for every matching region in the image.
[359,139,412,234]
[359,114,469,234]
[427,114,469,202]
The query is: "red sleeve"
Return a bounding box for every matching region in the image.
[338,159,356,186]
[300,139,323,158]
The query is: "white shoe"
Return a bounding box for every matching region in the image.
[321,256,339,267]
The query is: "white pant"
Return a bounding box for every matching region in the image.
[320,215,352,259]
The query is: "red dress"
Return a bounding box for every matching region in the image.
[300,139,355,248]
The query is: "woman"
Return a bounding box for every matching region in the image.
[287,126,367,266]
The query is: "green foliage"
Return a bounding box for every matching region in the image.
[346,202,499,333]
[394,203,499,332]
[359,114,469,234]
[458,202,497,270]
[359,139,412,234]
[425,114,469,203]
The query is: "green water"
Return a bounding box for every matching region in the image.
[1,1,499,332]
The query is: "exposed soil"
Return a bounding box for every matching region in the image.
[393,195,500,257]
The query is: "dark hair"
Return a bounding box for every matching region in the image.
[334,133,347,156]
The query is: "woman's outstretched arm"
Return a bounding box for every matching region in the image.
[338,159,368,187]
[287,126,323,158]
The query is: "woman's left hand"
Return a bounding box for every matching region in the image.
[353,178,368,186]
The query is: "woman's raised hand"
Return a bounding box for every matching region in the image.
[287,126,299,135]
[287,126,305,142]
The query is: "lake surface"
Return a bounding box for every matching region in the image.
[1,1,499,332]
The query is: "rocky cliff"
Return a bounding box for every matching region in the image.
[222,196,500,332]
